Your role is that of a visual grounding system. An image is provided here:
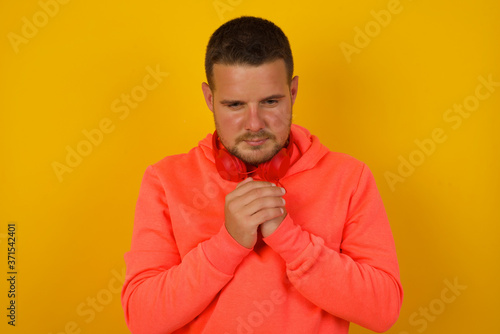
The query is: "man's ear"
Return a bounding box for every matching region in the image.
[290,76,299,106]
[201,82,214,112]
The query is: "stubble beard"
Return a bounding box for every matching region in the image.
[230,131,282,166]
[214,115,292,166]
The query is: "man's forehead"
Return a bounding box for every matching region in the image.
[211,59,289,92]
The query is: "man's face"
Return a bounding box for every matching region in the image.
[202,59,299,166]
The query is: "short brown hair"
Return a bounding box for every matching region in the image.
[205,16,294,89]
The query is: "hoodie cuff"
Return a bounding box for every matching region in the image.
[201,224,253,275]
[262,215,310,264]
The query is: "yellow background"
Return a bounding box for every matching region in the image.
[1,0,498,333]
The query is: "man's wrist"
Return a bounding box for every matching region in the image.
[262,215,310,263]
[201,223,253,275]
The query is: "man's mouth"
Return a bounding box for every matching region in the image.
[244,138,268,146]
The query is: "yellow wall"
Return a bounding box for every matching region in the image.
[1,1,498,333]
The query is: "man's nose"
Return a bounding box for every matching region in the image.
[244,105,265,132]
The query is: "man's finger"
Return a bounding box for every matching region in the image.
[235,177,255,189]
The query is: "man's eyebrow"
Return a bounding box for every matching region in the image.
[261,94,286,101]
[219,94,286,105]
[220,99,243,105]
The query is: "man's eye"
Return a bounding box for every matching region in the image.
[264,100,278,106]
[228,102,242,108]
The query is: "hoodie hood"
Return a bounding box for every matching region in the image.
[198,124,330,179]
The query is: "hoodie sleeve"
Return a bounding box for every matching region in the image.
[121,165,252,334]
[263,164,403,332]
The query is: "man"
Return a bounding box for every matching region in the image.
[121,16,403,334]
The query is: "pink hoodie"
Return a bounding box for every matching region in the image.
[121,124,403,333]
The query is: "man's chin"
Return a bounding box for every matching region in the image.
[240,154,273,166]
[231,144,280,166]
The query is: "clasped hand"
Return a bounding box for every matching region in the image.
[224,177,287,248]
